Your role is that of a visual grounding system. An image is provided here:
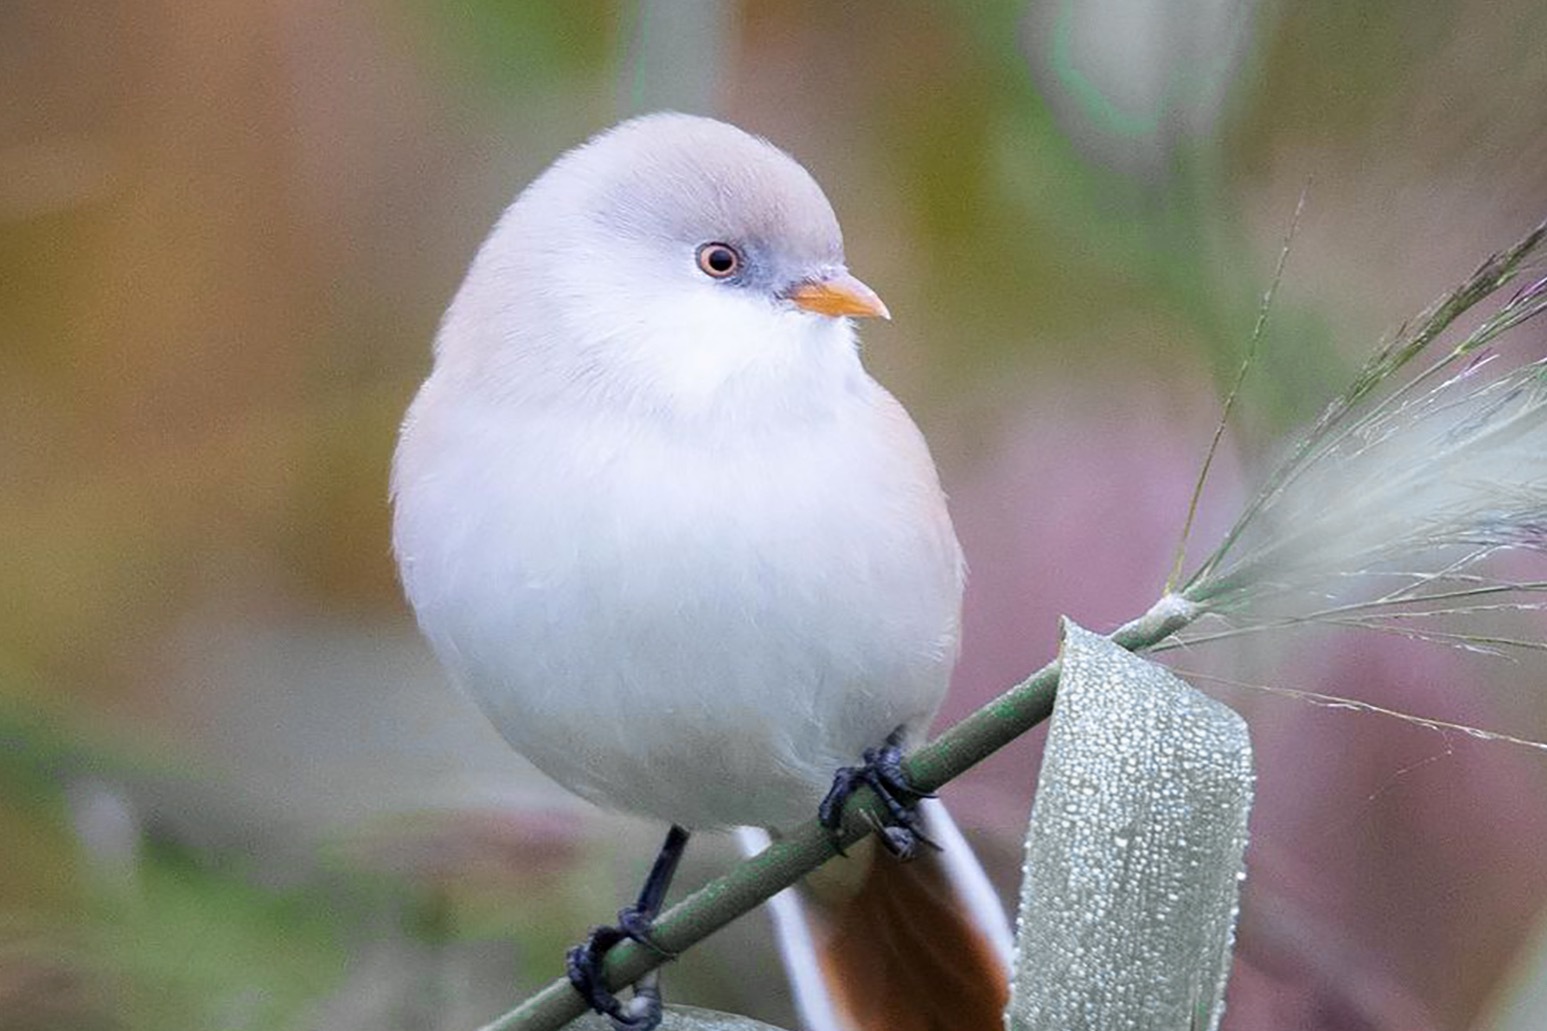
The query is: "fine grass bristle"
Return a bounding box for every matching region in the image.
[1176,219,1547,651]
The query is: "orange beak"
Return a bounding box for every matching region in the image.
[786,272,891,320]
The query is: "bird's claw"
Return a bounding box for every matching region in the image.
[615,904,677,959]
[818,729,940,859]
[565,913,667,1031]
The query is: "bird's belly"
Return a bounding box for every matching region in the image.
[396,414,959,829]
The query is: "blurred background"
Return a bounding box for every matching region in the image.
[4,1,1547,1028]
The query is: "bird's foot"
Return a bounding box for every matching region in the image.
[565,906,671,1031]
[565,825,689,1031]
[818,728,940,860]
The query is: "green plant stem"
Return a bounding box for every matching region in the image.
[481,594,1201,1031]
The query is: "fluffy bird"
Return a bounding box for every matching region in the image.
[392,113,1009,1031]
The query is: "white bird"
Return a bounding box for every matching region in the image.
[392,113,1009,1031]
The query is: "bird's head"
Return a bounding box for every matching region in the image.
[435,113,889,418]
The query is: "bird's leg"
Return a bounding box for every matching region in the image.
[818,727,940,859]
[566,824,690,1031]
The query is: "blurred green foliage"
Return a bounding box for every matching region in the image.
[0,706,341,1030]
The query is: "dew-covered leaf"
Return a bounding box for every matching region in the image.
[1008,621,1253,1031]
[570,1004,792,1031]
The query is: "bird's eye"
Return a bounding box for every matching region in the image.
[695,242,741,279]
